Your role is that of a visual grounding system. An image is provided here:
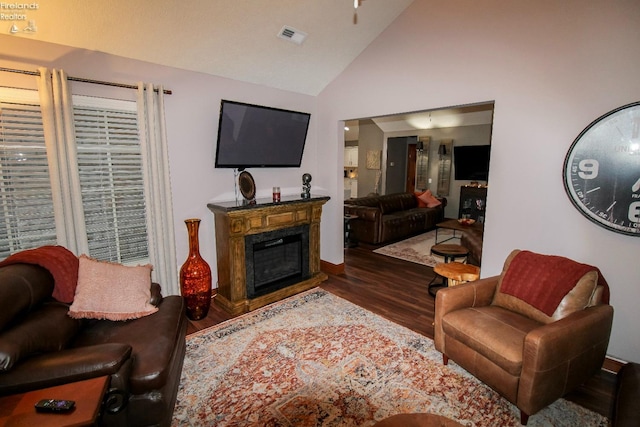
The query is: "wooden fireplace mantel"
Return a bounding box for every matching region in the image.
[207,195,330,315]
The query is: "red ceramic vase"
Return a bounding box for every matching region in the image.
[180,219,212,320]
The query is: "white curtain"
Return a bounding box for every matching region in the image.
[137,83,179,295]
[37,68,89,255]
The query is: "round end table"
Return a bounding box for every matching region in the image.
[430,244,469,262]
[434,262,480,287]
[428,244,470,296]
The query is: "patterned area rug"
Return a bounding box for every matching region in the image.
[172,289,608,426]
[373,229,461,267]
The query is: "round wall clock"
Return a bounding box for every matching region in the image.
[563,101,640,236]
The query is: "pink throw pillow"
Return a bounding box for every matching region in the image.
[68,255,158,321]
[416,190,442,208]
[415,191,429,208]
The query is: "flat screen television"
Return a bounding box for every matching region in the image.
[214,99,311,168]
[453,145,491,181]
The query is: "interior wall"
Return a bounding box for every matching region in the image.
[355,120,384,196]
[0,34,320,296]
[316,0,640,362]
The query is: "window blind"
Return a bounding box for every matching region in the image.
[74,100,149,264]
[0,88,149,265]
[0,100,57,259]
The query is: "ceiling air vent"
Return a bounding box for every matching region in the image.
[277,25,307,45]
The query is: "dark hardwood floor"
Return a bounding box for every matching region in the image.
[187,244,618,421]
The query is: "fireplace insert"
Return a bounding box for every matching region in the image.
[245,224,310,298]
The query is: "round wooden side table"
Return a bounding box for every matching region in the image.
[430,244,469,262]
[428,244,470,296]
[434,262,480,287]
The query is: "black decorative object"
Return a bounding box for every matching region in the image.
[301,173,312,199]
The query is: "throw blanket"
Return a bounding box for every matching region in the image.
[500,250,610,316]
[0,245,79,303]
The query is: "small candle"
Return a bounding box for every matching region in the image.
[272,187,281,202]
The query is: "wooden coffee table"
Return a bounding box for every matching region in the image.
[0,376,109,427]
[435,218,483,244]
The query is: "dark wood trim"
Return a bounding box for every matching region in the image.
[320,259,344,275]
[603,357,626,374]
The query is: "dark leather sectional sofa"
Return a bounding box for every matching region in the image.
[0,262,187,427]
[460,226,483,265]
[344,192,446,245]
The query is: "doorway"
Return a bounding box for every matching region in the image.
[342,100,494,264]
[342,101,494,216]
[385,136,414,194]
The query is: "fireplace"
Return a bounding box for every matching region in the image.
[208,196,328,315]
[245,224,310,298]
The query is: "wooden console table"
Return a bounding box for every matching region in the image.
[207,195,329,315]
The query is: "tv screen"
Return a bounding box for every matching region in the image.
[214,100,311,168]
[453,145,491,181]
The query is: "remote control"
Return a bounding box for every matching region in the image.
[34,399,75,413]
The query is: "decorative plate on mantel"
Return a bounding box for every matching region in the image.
[238,171,256,201]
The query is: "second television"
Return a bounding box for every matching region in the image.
[453,145,491,181]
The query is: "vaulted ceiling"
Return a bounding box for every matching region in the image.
[10,0,414,96]
[11,0,494,132]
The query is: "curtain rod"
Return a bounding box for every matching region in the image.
[0,66,172,95]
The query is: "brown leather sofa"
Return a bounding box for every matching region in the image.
[434,250,613,425]
[344,192,446,245]
[0,263,187,427]
[460,227,483,265]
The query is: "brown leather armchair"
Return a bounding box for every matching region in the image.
[434,250,613,425]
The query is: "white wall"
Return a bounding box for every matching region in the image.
[0,34,320,296]
[356,120,385,197]
[317,0,640,362]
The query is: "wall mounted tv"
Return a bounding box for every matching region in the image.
[214,99,311,168]
[453,145,491,181]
